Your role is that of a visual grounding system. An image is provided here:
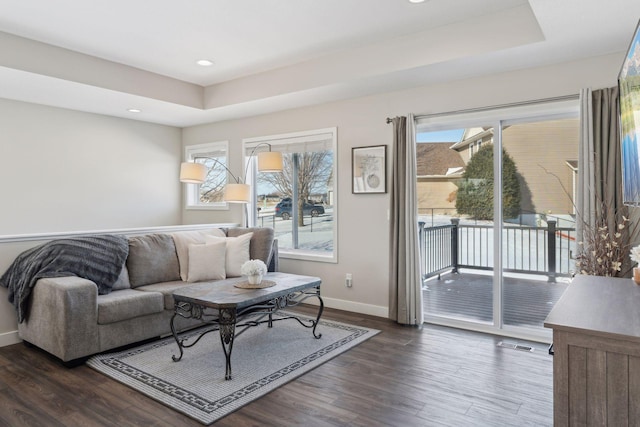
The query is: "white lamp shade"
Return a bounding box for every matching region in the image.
[257,151,283,172]
[180,162,207,184]
[224,183,251,203]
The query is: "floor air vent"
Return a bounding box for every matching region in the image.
[497,341,534,352]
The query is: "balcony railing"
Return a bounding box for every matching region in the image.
[419,219,576,281]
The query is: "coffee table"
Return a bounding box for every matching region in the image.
[170,272,323,380]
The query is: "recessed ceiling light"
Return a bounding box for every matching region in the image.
[409,0,426,3]
[196,59,214,67]
[127,108,141,113]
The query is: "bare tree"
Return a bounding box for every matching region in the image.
[199,160,226,203]
[259,151,332,226]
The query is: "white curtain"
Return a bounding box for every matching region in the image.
[389,114,423,325]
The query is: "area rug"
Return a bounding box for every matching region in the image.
[87,313,379,425]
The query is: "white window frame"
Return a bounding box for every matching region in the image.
[184,141,229,210]
[243,128,338,263]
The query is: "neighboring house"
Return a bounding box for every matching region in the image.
[450,127,493,164]
[449,120,579,226]
[416,143,465,216]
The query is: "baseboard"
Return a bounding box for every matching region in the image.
[0,330,21,347]
[305,296,388,318]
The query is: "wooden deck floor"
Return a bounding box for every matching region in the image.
[423,271,569,328]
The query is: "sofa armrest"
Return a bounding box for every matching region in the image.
[18,276,100,362]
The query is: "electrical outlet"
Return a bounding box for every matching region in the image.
[345,273,353,287]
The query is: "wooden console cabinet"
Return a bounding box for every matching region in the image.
[544,275,640,426]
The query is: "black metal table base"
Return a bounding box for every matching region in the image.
[170,287,323,380]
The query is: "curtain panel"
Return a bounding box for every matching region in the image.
[388,115,423,325]
[577,86,633,274]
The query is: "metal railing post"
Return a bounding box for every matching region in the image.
[418,221,425,278]
[547,220,557,282]
[451,218,459,274]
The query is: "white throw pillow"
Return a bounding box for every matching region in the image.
[171,229,226,281]
[205,232,253,277]
[186,241,227,282]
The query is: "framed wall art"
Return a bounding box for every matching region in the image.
[352,145,386,194]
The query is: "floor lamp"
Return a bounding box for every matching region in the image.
[179,143,283,226]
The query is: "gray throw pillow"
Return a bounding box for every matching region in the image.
[111,264,131,290]
[126,234,180,288]
[226,227,275,265]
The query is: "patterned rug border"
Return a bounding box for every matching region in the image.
[87,313,379,425]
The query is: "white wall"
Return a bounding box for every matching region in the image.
[183,53,622,317]
[0,99,182,343]
[0,99,182,235]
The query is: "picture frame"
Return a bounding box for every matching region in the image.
[352,145,387,194]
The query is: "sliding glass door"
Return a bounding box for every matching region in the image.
[500,118,578,331]
[418,125,495,325]
[417,99,579,340]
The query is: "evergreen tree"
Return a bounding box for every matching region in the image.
[455,145,521,220]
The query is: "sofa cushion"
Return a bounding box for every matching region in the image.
[187,241,226,282]
[97,289,164,324]
[226,227,274,265]
[136,280,194,310]
[205,233,253,277]
[171,229,226,281]
[127,234,180,288]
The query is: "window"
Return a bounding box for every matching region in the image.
[470,139,482,158]
[243,128,337,262]
[184,141,229,210]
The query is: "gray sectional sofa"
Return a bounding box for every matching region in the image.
[16,227,277,365]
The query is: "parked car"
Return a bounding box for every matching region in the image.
[275,199,325,220]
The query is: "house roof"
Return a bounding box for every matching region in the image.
[0,1,639,126]
[416,143,465,177]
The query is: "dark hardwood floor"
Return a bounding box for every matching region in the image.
[0,306,553,426]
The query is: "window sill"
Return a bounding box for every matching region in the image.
[185,205,229,211]
[278,250,337,264]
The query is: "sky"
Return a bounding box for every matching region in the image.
[417,128,464,143]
